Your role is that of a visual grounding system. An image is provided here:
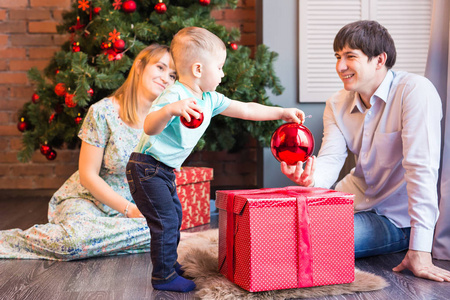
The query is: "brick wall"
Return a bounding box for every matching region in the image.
[0,0,259,191]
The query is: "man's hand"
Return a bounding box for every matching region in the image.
[393,249,450,282]
[280,156,316,187]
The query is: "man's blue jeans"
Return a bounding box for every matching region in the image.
[354,211,411,258]
[126,153,182,284]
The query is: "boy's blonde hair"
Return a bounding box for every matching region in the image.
[112,44,173,125]
[170,27,226,75]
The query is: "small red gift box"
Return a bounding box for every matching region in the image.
[216,186,355,292]
[176,167,213,230]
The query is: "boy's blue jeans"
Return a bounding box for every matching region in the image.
[354,211,411,258]
[126,152,182,285]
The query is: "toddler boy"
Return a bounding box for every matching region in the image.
[126,27,305,292]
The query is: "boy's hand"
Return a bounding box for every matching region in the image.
[281,108,305,124]
[144,97,202,136]
[169,97,203,122]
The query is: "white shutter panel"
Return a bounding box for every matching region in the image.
[371,0,432,76]
[298,0,432,103]
[299,0,366,102]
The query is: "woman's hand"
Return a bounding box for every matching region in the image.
[80,141,141,216]
[280,156,316,187]
[127,203,144,218]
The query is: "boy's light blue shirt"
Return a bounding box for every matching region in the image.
[135,81,231,169]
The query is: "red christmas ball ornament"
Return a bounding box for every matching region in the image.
[93,7,101,14]
[122,0,137,13]
[31,93,39,103]
[230,43,238,50]
[40,144,51,156]
[113,39,126,52]
[104,49,117,61]
[54,83,67,97]
[87,88,94,97]
[65,93,77,108]
[154,1,167,14]
[46,150,57,160]
[181,110,204,129]
[75,113,83,125]
[199,0,210,6]
[270,122,314,165]
[17,117,28,132]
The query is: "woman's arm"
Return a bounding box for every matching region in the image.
[78,141,143,218]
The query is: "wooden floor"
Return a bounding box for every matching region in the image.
[0,190,449,300]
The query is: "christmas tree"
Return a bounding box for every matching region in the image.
[17,0,284,162]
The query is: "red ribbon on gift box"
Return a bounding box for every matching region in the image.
[220,187,348,287]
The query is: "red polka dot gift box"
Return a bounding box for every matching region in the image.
[216,186,355,292]
[175,167,213,230]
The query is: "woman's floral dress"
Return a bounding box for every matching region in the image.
[0,98,150,260]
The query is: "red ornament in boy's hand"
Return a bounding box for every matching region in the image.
[181,110,204,129]
[270,122,314,165]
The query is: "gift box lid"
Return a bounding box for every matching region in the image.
[175,167,213,185]
[216,186,353,215]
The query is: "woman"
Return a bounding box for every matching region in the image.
[0,44,176,260]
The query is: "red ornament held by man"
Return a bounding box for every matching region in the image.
[270,122,314,165]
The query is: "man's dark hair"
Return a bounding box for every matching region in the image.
[333,20,397,69]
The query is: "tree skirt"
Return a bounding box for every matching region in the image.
[177,229,388,299]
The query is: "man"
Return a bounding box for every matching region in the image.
[282,20,450,282]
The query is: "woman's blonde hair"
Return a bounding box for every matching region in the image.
[112,44,171,125]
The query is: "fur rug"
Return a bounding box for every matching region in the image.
[178,229,388,299]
